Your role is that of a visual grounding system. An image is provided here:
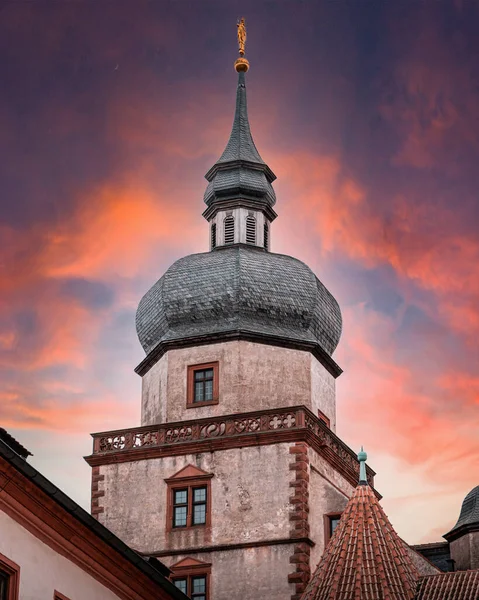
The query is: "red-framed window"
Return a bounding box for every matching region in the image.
[165,467,213,532]
[187,362,219,407]
[0,552,20,600]
[170,558,211,600]
[324,512,342,544]
[173,574,208,600]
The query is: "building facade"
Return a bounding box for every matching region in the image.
[85,40,376,600]
[83,33,479,600]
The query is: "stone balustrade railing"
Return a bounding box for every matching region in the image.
[88,406,375,488]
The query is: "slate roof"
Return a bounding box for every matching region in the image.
[411,542,452,573]
[0,428,32,459]
[445,485,479,540]
[136,245,342,358]
[204,71,276,209]
[217,70,264,165]
[301,483,420,600]
[415,570,479,600]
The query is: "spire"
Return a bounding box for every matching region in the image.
[215,70,264,165]
[203,19,276,224]
[301,454,420,600]
[215,17,263,165]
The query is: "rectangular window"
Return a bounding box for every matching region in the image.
[173,489,188,527]
[174,579,188,594]
[173,575,208,600]
[187,362,219,408]
[0,553,20,600]
[171,485,208,528]
[192,487,207,525]
[194,369,214,403]
[325,513,342,544]
[0,572,8,600]
[191,576,207,600]
[329,515,340,536]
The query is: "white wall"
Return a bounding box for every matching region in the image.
[0,509,121,600]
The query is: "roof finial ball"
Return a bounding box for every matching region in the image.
[235,18,250,73]
[358,446,368,485]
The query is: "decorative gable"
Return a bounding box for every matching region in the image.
[165,464,212,482]
[170,557,211,570]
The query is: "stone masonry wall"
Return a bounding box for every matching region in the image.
[98,444,295,555]
[450,532,479,570]
[162,546,294,600]
[307,449,354,570]
[141,341,336,431]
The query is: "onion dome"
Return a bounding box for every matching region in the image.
[444,485,479,541]
[136,246,342,374]
[301,450,420,600]
[135,22,342,377]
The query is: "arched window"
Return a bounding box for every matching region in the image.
[264,222,269,250]
[211,223,216,249]
[246,215,256,245]
[224,216,235,245]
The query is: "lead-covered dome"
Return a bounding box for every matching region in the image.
[136,246,342,359]
[446,485,479,538]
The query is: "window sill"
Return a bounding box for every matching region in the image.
[186,399,219,408]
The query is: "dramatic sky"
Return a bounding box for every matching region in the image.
[1,0,478,545]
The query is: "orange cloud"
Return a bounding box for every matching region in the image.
[0,390,135,433]
[272,151,479,339]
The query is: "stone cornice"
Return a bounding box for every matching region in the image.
[85,406,377,495]
[205,159,276,184]
[142,536,314,559]
[443,522,479,542]
[135,331,343,378]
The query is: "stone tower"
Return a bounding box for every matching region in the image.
[86,33,376,600]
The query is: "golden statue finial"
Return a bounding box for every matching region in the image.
[235,18,250,72]
[237,18,246,56]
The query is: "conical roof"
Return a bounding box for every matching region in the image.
[301,482,420,600]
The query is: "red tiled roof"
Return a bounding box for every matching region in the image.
[415,570,479,600]
[301,483,420,600]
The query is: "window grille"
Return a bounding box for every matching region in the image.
[193,368,214,403]
[172,486,208,528]
[224,216,235,244]
[211,223,216,249]
[264,222,269,250]
[173,575,208,600]
[246,215,256,244]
